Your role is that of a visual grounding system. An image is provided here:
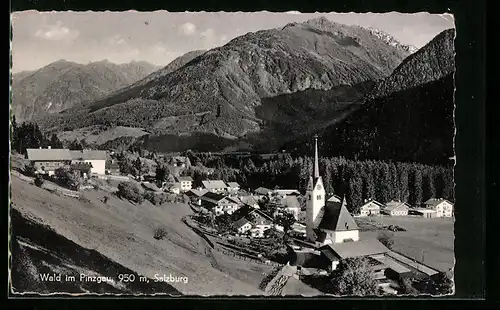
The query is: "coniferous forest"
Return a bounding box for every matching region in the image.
[183,152,454,213]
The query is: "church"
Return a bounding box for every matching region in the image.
[306,135,360,246]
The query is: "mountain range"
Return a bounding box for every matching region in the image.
[11,60,160,122]
[37,17,411,146]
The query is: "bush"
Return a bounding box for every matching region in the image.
[154,227,168,240]
[117,182,144,204]
[34,174,44,187]
[330,257,380,296]
[54,167,81,190]
[377,231,394,249]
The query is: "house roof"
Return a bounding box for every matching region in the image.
[424,198,453,207]
[201,192,230,203]
[202,180,227,189]
[227,182,240,188]
[187,189,209,197]
[231,205,273,223]
[273,189,300,196]
[239,195,258,206]
[327,195,342,203]
[176,176,193,182]
[317,199,358,232]
[278,196,301,209]
[233,218,251,229]
[26,148,72,161]
[320,239,389,260]
[70,150,107,160]
[384,201,411,212]
[254,187,272,195]
[360,200,383,210]
[142,182,161,191]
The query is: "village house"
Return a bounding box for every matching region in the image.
[382,201,411,216]
[409,208,438,218]
[233,218,253,235]
[105,159,121,175]
[200,192,241,216]
[424,198,454,217]
[226,182,240,194]
[254,187,273,197]
[176,176,193,192]
[238,195,260,209]
[231,205,273,238]
[169,183,182,194]
[273,195,301,220]
[26,147,73,176]
[70,150,107,175]
[186,189,209,205]
[359,199,383,216]
[202,180,228,193]
[272,189,301,198]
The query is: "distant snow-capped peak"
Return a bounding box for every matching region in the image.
[367,27,418,54]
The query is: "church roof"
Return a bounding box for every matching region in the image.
[317,199,358,232]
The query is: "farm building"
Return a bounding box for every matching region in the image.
[26,147,73,176]
[200,192,240,216]
[254,187,272,196]
[185,189,208,205]
[273,195,301,220]
[359,199,383,216]
[202,180,228,193]
[70,150,107,175]
[176,176,193,192]
[227,182,240,192]
[319,239,389,271]
[233,218,252,234]
[231,205,273,238]
[409,208,438,218]
[382,201,411,216]
[424,198,454,217]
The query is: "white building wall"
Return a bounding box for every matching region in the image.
[85,159,106,175]
[332,230,360,243]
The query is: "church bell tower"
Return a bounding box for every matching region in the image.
[306,135,325,241]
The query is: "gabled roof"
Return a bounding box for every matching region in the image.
[187,189,208,197]
[277,196,301,209]
[318,199,358,231]
[233,218,251,229]
[26,148,72,161]
[360,200,384,209]
[320,239,389,260]
[424,198,454,207]
[384,201,411,212]
[202,180,227,189]
[231,205,273,223]
[201,192,226,202]
[227,182,240,188]
[238,195,258,206]
[273,189,300,196]
[327,195,342,203]
[70,150,107,160]
[254,187,272,195]
[176,176,193,182]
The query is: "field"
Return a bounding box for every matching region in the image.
[356,216,455,272]
[10,175,276,295]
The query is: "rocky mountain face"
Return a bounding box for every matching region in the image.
[284,28,455,165]
[39,17,410,150]
[367,27,419,54]
[11,60,160,122]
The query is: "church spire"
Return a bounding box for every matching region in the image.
[314,134,320,179]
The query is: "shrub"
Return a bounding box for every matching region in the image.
[377,231,394,249]
[117,182,144,204]
[102,196,109,204]
[330,257,380,296]
[154,227,168,240]
[54,167,81,190]
[34,174,44,187]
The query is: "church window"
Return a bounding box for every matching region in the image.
[316,195,322,200]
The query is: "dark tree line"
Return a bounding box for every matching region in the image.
[11,116,65,153]
[184,152,454,213]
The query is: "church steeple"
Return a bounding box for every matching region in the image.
[314,134,320,179]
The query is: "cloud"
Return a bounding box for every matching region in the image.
[179,22,197,36]
[105,35,126,46]
[35,21,79,41]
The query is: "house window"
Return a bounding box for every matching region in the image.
[317,195,322,200]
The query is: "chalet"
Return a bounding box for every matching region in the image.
[424,198,454,217]
[359,199,383,216]
[231,205,273,238]
[176,176,193,192]
[254,187,272,196]
[227,182,240,193]
[186,189,208,205]
[274,195,301,220]
[26,147,72,176]
[200,192,240,216]
[238,195,260,209]
[70,150,107,175]
[233,218,253,234]
[382,201,410,216]
[313,198,360,246]
[202,180,228,193]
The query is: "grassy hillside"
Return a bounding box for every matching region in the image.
[10,175,273,295]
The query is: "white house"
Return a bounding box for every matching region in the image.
[382,201,410,216]
[176,176,193,192]
[26,147,73,176]
[233,218,253,234]
[70,150,107,175]
[200,192,240,216]
[169,183,181,194]
[410,208,438,218]
[359,199,383,216]
[231,205,273,238]
[227,182,240,193]
[424,198,454,217]
[202,180,228,193]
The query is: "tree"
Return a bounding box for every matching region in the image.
[410,166,423,207]
[134,157,143,176]
[377,231,394,249]
[330,257,380,296]
[347,168,363,214]
[155,165,167,186]
[117,182,144,204]
[49,133,64,149]
[423,169,436,201]
[274,211,296,233]
[34,174,44,187]
[54,167,82,190]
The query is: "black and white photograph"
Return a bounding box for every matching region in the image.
[9,10,456,296]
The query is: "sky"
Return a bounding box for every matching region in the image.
[11,11,455,73]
